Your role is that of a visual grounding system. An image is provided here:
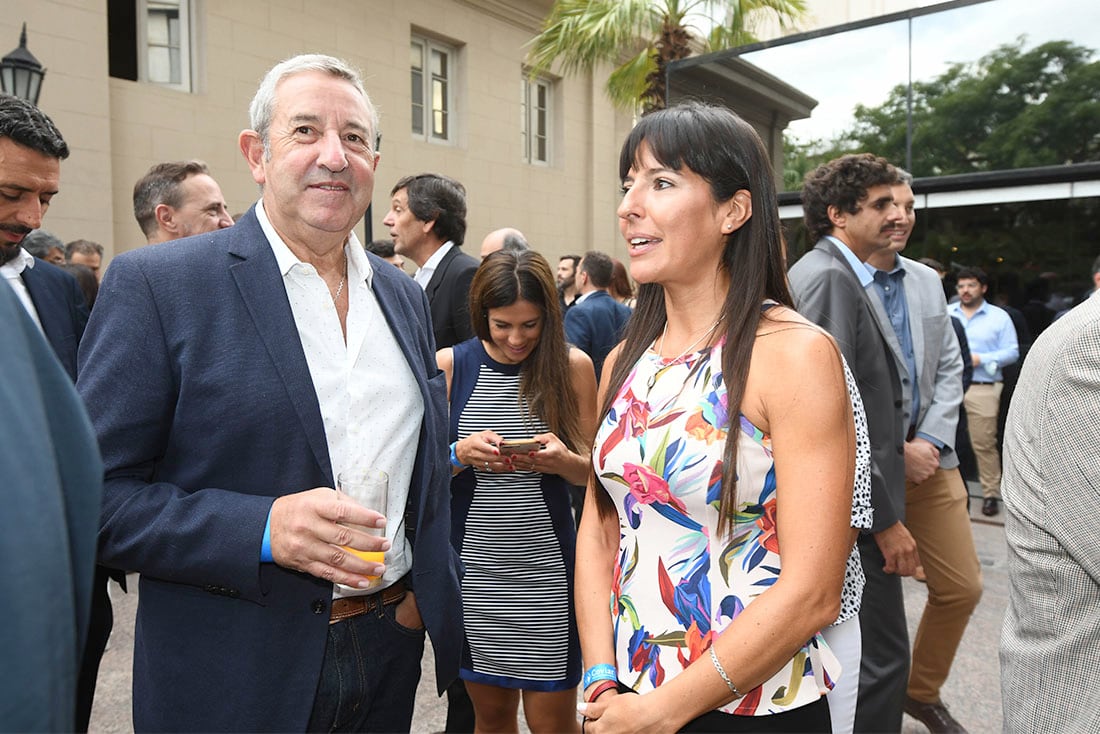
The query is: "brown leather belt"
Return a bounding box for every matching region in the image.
[329,580,407,624]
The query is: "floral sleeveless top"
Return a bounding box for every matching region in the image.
[593,337,840,716]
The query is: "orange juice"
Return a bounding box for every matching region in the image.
[342,547,384,580]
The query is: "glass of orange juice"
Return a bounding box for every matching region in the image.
[336,468,388,590]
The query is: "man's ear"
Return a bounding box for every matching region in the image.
[154,204,176,234]
[827,204,847,229]
[239,129,267,186]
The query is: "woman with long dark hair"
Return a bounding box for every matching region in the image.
[575,103,866,733]
[438,250,597,732]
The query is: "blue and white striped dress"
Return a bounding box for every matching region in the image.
[449,338,580,691]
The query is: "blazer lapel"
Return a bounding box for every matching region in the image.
[864,282,908,376]
[227,214,333,483]
[900,259,928,372]
[424,246,456,301]
[819,239,908,375]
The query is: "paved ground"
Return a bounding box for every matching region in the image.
[89,489,1006,733]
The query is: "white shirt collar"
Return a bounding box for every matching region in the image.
[254,200,374,288]
[0,247,36,276]
[413,241,454,288]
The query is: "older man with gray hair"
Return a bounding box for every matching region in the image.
[78,54,461,731]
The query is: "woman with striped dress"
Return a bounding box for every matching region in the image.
[437,250,598,733]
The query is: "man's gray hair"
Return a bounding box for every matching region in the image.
[896,168,914,186]
[249,54,378,156]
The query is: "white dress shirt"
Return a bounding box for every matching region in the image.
[0,247,44,332]
[413,241,454,289]
[255,202,423,597]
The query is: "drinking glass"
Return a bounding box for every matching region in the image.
[336,468,388,589]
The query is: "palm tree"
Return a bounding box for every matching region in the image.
[526,0,807,112]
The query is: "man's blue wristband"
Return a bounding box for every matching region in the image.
[260,509,274,563]
[450,441,468,469]
[582,663,618,689]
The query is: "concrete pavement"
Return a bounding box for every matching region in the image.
[88,494,1007,733]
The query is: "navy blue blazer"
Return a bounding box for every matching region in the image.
[564,290,632,382]
[77,209,462,731]
[425,245,479,349]
[22,257,89,380]
[0,280,101,731]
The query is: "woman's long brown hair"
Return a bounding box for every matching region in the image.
[595,103,794,539]
[469,250,586,453]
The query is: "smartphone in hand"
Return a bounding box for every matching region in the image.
[498,438,542,455]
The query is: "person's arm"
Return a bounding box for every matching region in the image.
[576,345,626,704]
[907,300,964,483]
[987,311,1021,367]
[581,322,855,732]
[914,309,964,451]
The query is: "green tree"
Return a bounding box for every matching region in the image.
[849,39,1100,176]
[526,0,806,112]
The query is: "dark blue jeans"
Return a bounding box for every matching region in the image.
[307,602,426,733]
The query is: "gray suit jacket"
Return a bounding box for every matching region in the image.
[1000,291,1100,733]
[865,256,964,469]
[788,238,906,532]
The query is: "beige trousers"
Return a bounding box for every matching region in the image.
[964,382,1003,499]
[905,466,983,703]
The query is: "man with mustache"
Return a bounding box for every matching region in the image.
[866,171,982,733]
[789,153,915,733]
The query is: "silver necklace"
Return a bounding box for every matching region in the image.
[331,255,347,303]
[656,318,722,362]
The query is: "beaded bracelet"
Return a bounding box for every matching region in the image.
[582,663,617,689]
[586,680,619,703]
[709,646,741,699]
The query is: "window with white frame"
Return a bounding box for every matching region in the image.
[411,36,454,143]
[107,0,196,92]
[145,0,190,88]
[521,75,552,164]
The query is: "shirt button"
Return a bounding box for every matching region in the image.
[311,599,327,615]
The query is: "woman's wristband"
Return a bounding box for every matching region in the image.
[586,680,619,703]
[449,441,468,470]
[582,663,617,689]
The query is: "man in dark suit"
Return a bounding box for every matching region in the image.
[0,92,102,733]
[788,153,917,733]
[383,172,478,348]
[564,250,631,382]
[77,54,461,731]
[0,96,116,733]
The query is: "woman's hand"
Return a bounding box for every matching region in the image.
[454,431,504,473]
[579,692,673,734]
[507,432,559,472]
